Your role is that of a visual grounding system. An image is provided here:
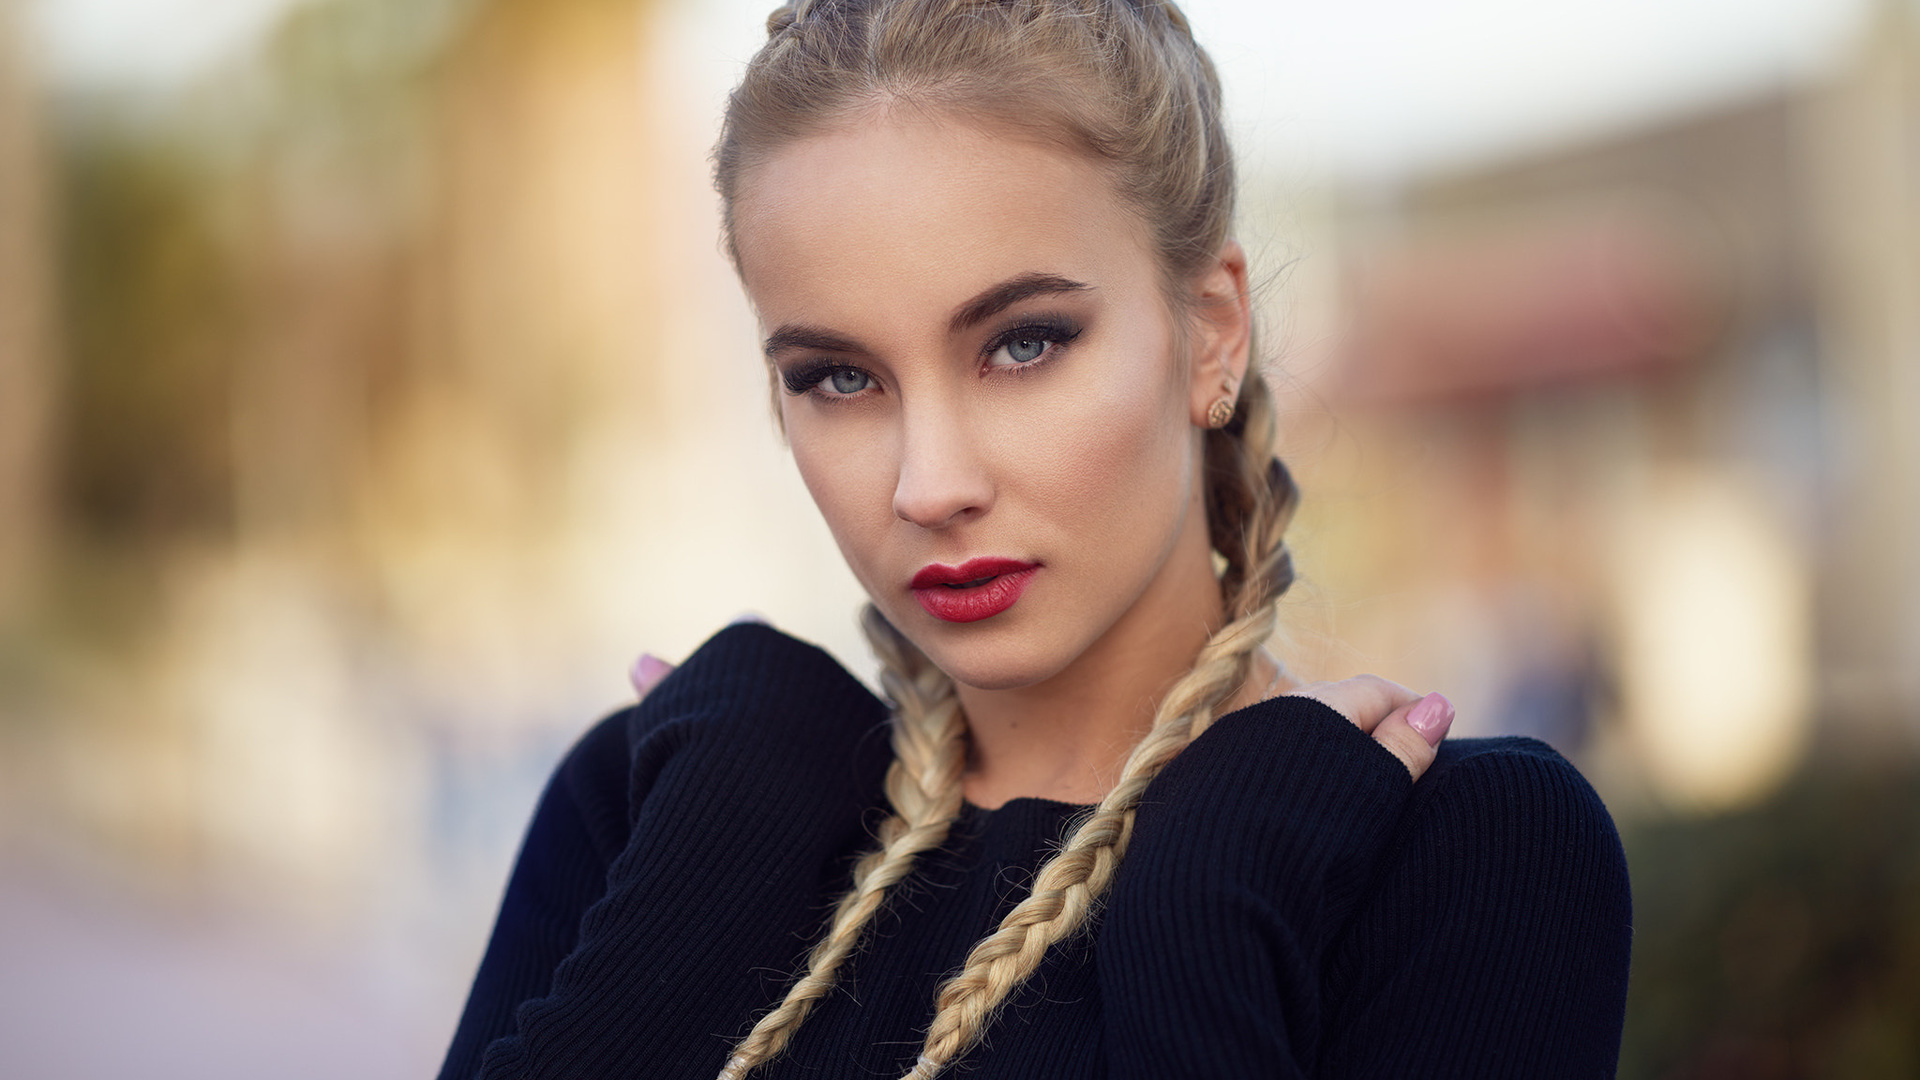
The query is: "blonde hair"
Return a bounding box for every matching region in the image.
[712,2,1300,1076]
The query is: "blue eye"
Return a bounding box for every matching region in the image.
[1006,337,1046,363]
[987,321,1080,369]
[827,369,870,395]
[779,359,875,399]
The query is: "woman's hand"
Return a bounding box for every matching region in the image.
[627,614,769,700]
[629,652,676,699]
[1283,676,1454,782]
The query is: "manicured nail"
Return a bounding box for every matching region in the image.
[1407,692,1453,745]
[629,652,674,696]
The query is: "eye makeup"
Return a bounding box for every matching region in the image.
[775,310,1089,401]
[779,356,872,397]
[982,315,1083,372]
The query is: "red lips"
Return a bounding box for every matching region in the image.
[911,557,1040,623]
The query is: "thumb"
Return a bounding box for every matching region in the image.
[1370,692,1453,782]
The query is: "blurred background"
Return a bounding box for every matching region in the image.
[0,0,1915,1076]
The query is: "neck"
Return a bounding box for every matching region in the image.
[954,500,1283,810]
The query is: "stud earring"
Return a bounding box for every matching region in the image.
[1206,396,1236,429]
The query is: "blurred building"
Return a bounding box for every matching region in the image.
[2,0,858,1073]
[1286,1,1920,811]
[1,0,1911,919]
[2,0,1918,1075]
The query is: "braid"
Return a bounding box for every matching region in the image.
[1205,371,1298,619]
[718,607,968,1079]
[714,2,1306,1076]
[1138,0,1194,38]
[902,371,1297,1078]
[763,1,807,36]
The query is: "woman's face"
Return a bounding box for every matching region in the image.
[731,113,1237,691]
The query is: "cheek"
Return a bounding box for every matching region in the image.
[1022,348,1192,529]
[786,413,897,584]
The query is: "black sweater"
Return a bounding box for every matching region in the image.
[439,624,1632,1079]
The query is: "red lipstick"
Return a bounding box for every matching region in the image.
[910,557,1040,623]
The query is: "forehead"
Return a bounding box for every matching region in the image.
[731,114,1159,323]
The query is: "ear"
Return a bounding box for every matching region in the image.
[1186,239,1253,428]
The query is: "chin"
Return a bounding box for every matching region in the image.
[902,617,1082,692]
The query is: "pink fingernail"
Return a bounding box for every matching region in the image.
[1407,692,1453,746]
[629,652,674,696]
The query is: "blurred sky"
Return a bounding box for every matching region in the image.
[32,0,1876,180]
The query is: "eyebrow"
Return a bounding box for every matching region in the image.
[763,325,864,358]
[948,273,1092,334]
[760,272,1093,358]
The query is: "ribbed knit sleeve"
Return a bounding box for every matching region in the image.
[438,633,1630,1080]
[436,708,639,1080]
[1316,737,1633,1079]
[441,624,894,1080]
[1097,699,1632,1080]
[1099,695,1415,1079]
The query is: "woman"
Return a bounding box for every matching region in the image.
[438,1,1632,1077]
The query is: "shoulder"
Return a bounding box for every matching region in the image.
[626,621,889,747]
[1170,693,1622,856]
[1357,734,1633,975]
[1116,696,1417,916]
[1316,736,1633,1071]
[557,623,894,835]
[1400,735,1626,868]
[1122,702,1629,919]
[1145,694,1413,817]
[1365,734,1630,921]
[620,622,891,769]
[1426,732,1592,785]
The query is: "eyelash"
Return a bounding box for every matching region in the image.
[984,318,1081,372]
[780,358,860,398]
[779,318,1084,402]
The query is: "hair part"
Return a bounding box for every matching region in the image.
[712,2,1300,1076]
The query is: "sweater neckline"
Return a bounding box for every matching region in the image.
[946,696,1300,819]
[954,796,1092,863]
[963,794,1096,815]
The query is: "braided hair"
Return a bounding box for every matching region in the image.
[712,3,1301,1076]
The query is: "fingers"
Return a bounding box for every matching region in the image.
[1283,676,1455,782]
[631,615,768,701]
[1369,692,1455,782]
[629,652,677,699]
[1283,674,1421,734]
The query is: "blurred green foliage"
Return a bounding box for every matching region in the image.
[45,0,454,551]
[1620,761,1920,1079]
[56,120,239,544]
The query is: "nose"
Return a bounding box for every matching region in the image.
[892,397,992,530]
